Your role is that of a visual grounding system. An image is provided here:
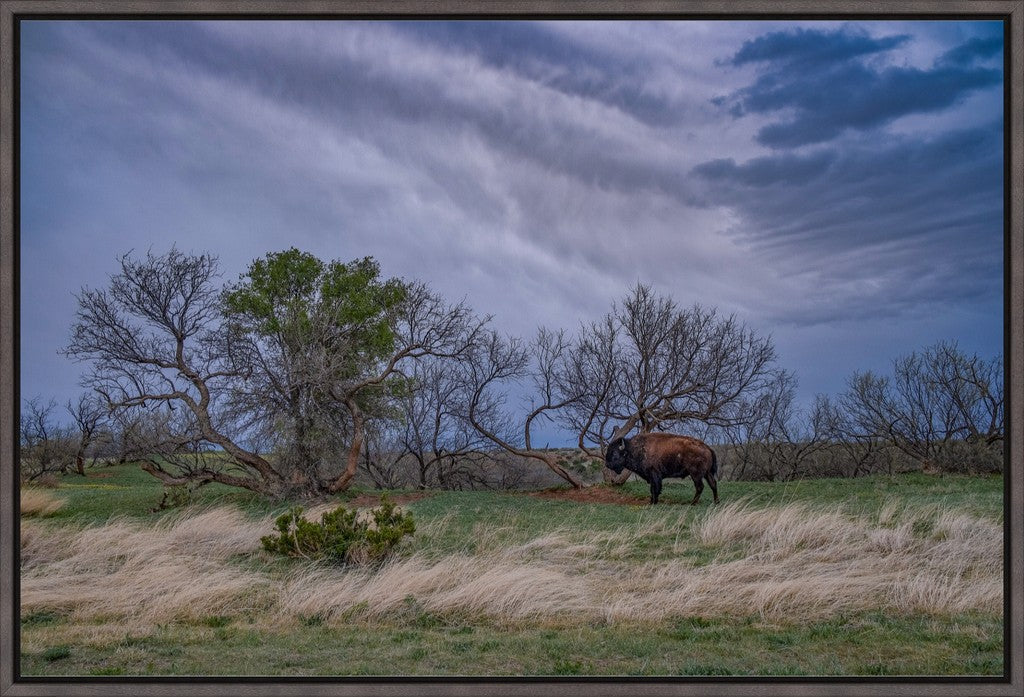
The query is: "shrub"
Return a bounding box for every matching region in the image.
[261,495,414,565]
[933,439,1003,475]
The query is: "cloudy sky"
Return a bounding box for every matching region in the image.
[20,19,1004,442]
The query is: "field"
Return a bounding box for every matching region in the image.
[19,465,1004,677]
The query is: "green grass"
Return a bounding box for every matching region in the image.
[620,472,1003,520]
[35,463,435,527]
[20,463,1005,677]
[32,462,1004,531]
[37,465,275,526]
[20,613,1004,676]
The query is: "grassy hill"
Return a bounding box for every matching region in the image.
[19,465,1004,677]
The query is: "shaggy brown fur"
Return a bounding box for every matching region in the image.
[606,432,719,505]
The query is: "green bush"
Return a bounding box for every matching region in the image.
[261,495,414,565]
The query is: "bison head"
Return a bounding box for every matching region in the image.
[605,437,630,473]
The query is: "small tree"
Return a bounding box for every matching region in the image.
[66,393,107,475]
[19,397,76,481]
[722,372,831,481]
[387,358,493,489]
[818,394,895,477]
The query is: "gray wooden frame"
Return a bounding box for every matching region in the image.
[1,2,1020,695]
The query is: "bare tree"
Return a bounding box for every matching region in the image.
[106,404,226,487]
[66,393,107,475]
[767,378,832,481]
[549,284,777,483]
[548,315,628,483]
[929,343,1003,447]
[842,341,1003,473]
[461,285,780,489]
[358,420,407,489]
[62,249,284,494]
[817,394,895,477]
[718,371,826,481]
[19,397,76,481]
[464,329,586,488]
[387,358,493,489]
[108,409,144,466]
[602,284,777,437]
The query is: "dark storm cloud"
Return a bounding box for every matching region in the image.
[693,150,836,187]
[19,19,712,385]
[728,26,910,69]
[719,27,1002,148]
[691,124,1003,325]
[690,24,1004,327]
[938,34,1004,66]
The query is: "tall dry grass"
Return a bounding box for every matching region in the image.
[20,488,64,517]
[21,499,1002,635]
[21,508,269,626]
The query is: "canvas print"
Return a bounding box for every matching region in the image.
[17,18,1005,678]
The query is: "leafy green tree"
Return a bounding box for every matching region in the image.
[224,248,483,494]
[223,250,403,492]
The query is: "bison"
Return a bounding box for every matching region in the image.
[605,432,719,505]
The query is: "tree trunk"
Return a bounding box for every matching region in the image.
[139,461,271,494]
[328,400,365,493]
[602,467,631,485]
[412,452,428,490]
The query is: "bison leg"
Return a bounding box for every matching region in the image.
[689,473,704,505]
[704,472,720,504]
[649,476,662,505]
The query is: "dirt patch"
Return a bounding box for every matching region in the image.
[346,491,435,508]
[528,486,648,506]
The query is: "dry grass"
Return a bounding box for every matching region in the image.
[21,508,270,627]
[603,500,1002,622]
[20,488,64,517]
[21,499,1002,634]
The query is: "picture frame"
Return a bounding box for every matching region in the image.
[1,1,1021,695]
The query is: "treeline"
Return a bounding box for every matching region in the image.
[20,248,1004,496]
[707,338,1003,481]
